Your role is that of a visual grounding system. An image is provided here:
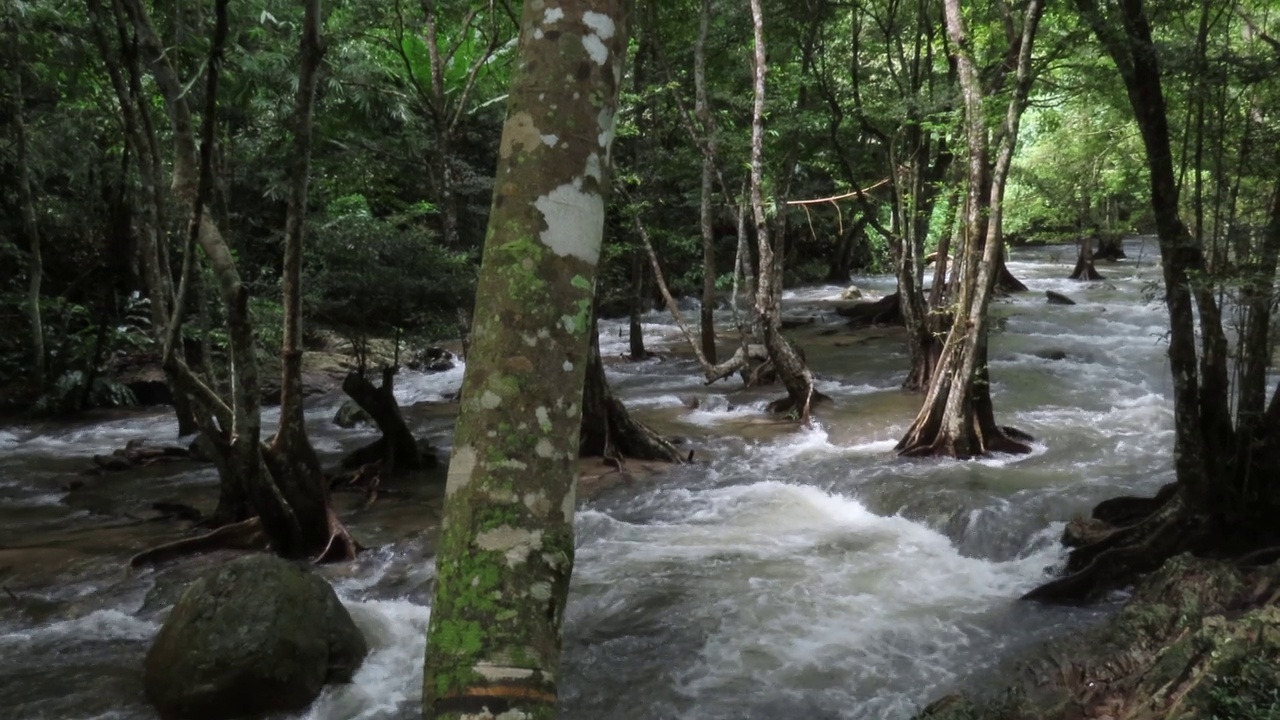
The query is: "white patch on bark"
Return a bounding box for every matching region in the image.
[530,582,553,601]
[496,459,528,471]
[480,390,502,409]
[582,11,615,38]
[475,526,544,567]
[543,7,564,24]
[535,181,602,265]
[582,34,608,65]
[474,663,535,683]
[541,133,559,147]
[561,482,576,519]
[562,360,573,372]
[446,445,477,497]
[536,406,552,431]
[585,152,602,181]
[500,111,541,159]
[523,492,551,516]
[597,107,616,149]
[535,438,556,457]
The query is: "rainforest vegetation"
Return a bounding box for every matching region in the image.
[1,0,1279,718]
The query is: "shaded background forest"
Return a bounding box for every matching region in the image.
[1,0,1178,416]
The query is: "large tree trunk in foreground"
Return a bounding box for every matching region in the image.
[748,0,825,423]
[581,316,683,463]
[422,4,630,717]
[896,0,1042,458]
[341,368,429,473]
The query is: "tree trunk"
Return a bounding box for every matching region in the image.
[748,0,825,423]
[1069,235,1104,280]
[341,368,429,473]
[1095,232,1127,260]
[10,31,45,391]
[422,4,631,717]
[628,248,649,360]
[695,0,718,366]
[897,0,1043,458]
[581,315,683,463]
[266,0,355,561]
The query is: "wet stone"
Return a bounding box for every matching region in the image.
[144,554,367,720]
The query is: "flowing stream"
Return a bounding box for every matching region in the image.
[0,239,1174,719]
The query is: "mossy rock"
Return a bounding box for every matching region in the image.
[144,554,367,720]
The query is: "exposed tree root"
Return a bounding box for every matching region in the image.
[129,517,267,568]
[837,292,904,327]
[1024,492,1208,604]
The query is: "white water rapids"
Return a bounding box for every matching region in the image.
[0,239,1175,719]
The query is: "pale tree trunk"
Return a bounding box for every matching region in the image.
[422,3,630,717]
[632,209,747,383]
[897,0,1043,458]
[748,0,825,422]
[695,0,718,365]
[9,26,45,390]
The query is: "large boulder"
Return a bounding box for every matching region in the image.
[144,554,367,720]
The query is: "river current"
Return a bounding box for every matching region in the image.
[0,239,1173,719]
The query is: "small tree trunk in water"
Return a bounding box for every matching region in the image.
[748,0,825,422]
[994,244,1028,293]
[1069,234,1104,280]
[628,248,649,360]
[341,368,429,473]
[10,31,45,390]
[581,314,683,463]
[423,4,631,717]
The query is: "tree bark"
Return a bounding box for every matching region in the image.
[266,0,355,561]
[1069,234,1104,280]
[422,4,631,717]
[627,248,649,360]
[897,0,1043,458]
[341,368,429,473]
[581,314,683,463]
[695,0,718,365]
[748,0,824,423]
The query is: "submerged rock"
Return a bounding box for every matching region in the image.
[917,554,1280,720]
[332,398,372,428]
[1045,290,1076,305]
[144,554,367,720]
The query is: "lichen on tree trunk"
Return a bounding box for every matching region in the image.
[422,4,631,718]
